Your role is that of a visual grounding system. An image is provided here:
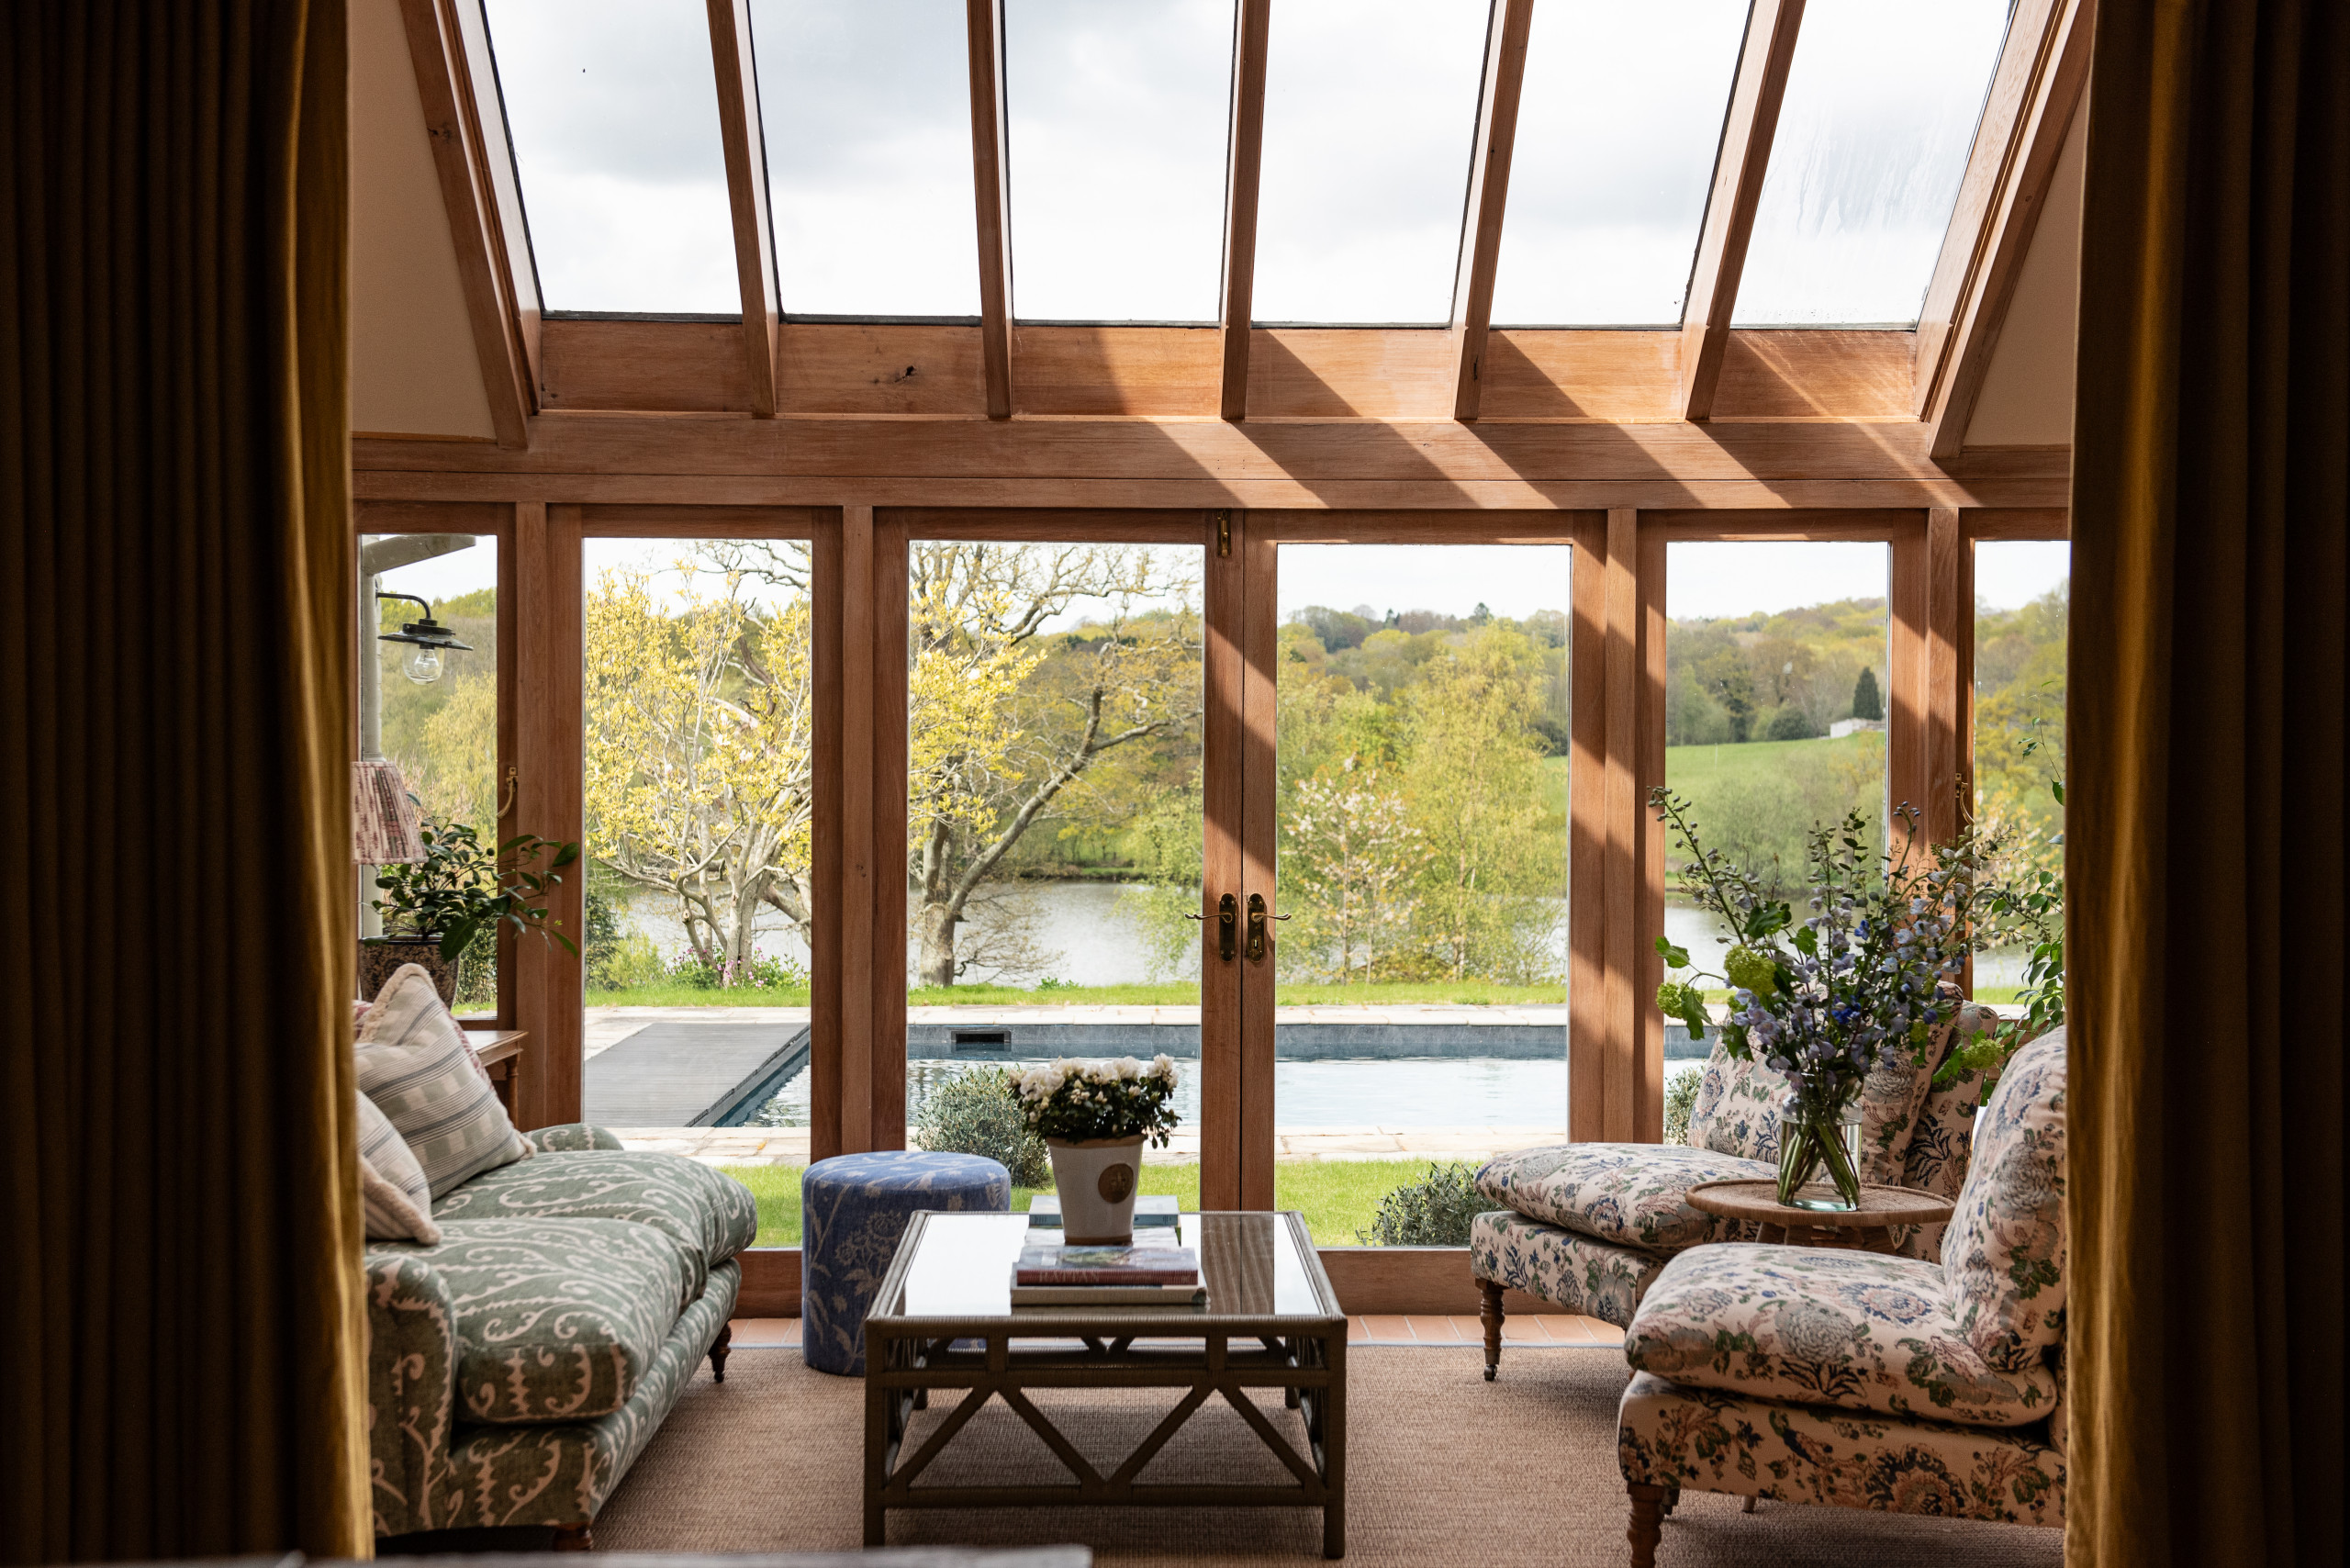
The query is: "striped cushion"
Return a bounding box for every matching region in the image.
[357,1091,438,1241]
[355,964,530,1200]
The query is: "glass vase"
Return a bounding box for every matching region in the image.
[1776,1100,1864,1211]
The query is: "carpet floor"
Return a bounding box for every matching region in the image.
[591,1346,2062,1567]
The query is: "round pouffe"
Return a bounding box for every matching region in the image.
[800,1151,1011,1375]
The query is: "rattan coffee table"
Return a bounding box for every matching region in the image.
[862,1210,1348,1557]
[1685,1179,1954,1254]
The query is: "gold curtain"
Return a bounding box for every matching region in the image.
[2067,0,2345,1563]
[1,0,369,1559]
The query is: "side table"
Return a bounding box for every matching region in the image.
[463,1027,527,1121]
[1685,1180,1953,1255]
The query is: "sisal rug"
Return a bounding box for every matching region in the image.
[593,1346,2063,1567]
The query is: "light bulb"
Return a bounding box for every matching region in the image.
[403,644,443,684]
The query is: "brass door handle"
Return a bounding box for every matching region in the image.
[1187,892,1239,962]
[1244,892,1288,963]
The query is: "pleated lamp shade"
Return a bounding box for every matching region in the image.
[353,758,425,864]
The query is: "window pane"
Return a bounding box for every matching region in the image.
[1271,548,1572,1241]
[1004,0,1234,322]
[751,0,981,318]
[1732,0,2009,325]
[582,538,812,1204]
[1254,0,1490,324]
[486,0,740,313]
[1662,543,1889,1090]
[1972,541,2068,1005]
[904,543,1206,1173]
[363,535,499,1017]
[1492,0,1748,326]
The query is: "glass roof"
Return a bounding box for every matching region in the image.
[1251,0,1490,325]
[472,0,2020,333]
[484,0,739,314]
[1491,0,1748,327]
[1733,0,2011,327]
[751,0,980,319]
[1003,0,1235,323]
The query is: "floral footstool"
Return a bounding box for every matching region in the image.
[801,1151,1011,1375]
[1616,1028,2068,1562]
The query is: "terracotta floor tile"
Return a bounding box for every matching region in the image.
[1496,1315,1552,1343]
[1402,1315,1461,1343]
[1360,1314,1416,1343]
[1347,1316,1373,1343]
[727,1316,800,1348]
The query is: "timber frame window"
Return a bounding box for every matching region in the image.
[359,0,2087,1170]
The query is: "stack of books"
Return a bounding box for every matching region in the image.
[1010,1238,1205,1306]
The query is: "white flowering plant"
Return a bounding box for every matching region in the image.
[1649,786,2001,1204]
[1015,1056,1183,1145]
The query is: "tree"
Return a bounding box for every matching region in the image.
[1851,665,1884,722]
[584,564,813,975]
[906,543,1203,986]
[1281,757,1427,983]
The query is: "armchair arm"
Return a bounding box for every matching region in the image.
[364,1249,458,1538]
[525,1122,626,1152]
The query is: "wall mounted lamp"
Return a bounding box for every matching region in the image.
[375,591,473,684]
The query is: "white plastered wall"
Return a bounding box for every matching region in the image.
[1964,101,2087,449]
[350,0,498,441]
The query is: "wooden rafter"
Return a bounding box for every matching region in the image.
[398,0,540,448]
[707,0,780,418]
[1217,0,1272,421]
[965,0,1015,420]
[1915,0,2092,459]
[1677,0,1804,421]
[1450,0,1535,422]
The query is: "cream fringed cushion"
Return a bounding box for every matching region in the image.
[355,963,531,1200]
[357,1092,440,1242]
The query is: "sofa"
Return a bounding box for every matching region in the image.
[1472,1002,1998,1347]
[364,1119,756,1546]
[1616,1026,2068,1558]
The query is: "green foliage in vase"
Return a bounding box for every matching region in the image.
[370,813,580,961]
[1356,1161,1491,1246]
[913,1068,1051,1186]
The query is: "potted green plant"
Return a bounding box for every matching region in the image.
[362,815,580,1006]
[1014,1056,1182,1244]
[1650,788,2001,1211]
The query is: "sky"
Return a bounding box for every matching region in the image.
[478,0,2013,326]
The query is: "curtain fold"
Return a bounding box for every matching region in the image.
[1,1,369,1560]
[2067,1,2346,1564]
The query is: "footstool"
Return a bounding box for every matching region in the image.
[801,1151,1011,1374]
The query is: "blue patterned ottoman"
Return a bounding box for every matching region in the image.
[801,1151,1011,1374]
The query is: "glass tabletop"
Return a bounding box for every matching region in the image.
[878,1211,1336,1323]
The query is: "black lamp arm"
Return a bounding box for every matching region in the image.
[376,591,433,620]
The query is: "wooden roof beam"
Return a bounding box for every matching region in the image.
[1451,0,1535,422]
[966,0,1014,420]
[707,0,781,418]
[398,0,542,448]
[1217,0,1271,421]
[1915,0,2092,459]
[1677,0,1804,422]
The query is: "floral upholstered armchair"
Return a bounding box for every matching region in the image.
[1615,1027,2068,1562]
[1471,1003,1997,1351]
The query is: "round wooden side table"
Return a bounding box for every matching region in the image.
[1685,1179,1954,1255]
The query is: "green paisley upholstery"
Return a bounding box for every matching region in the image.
[526,1123,628,1153]
[366,1252,738,1536]
[1618,1370,2064,1525]
[431,1150,758,1300]
[1471,1209,1663,1328]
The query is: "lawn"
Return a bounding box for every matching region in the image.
[595,980,1568,1008]
[1663,730,1881,790]
[716,1158,1460,1249]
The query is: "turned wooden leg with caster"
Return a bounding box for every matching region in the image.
[709,1322,733,1383]
[1626,1484,1668,1568]
[1480,1279,1505,1381]
[551,1524,594,1552]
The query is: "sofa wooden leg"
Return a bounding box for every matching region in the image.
[552,1524,593,1552]
[709,1322,733,1383]
[1479,1278,1504,1382]
[1741,1494,1757,1513]
[1626,1484,1667,1568]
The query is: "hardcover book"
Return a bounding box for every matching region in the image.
[1009,1282,1209,1307]
[1014,1242,1201,1287]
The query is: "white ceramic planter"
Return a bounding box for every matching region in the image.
[1046,1136,1146,1243]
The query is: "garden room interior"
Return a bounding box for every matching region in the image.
[5,2,2342,1568]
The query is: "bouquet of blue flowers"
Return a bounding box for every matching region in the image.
[1650,786,1998,1208]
